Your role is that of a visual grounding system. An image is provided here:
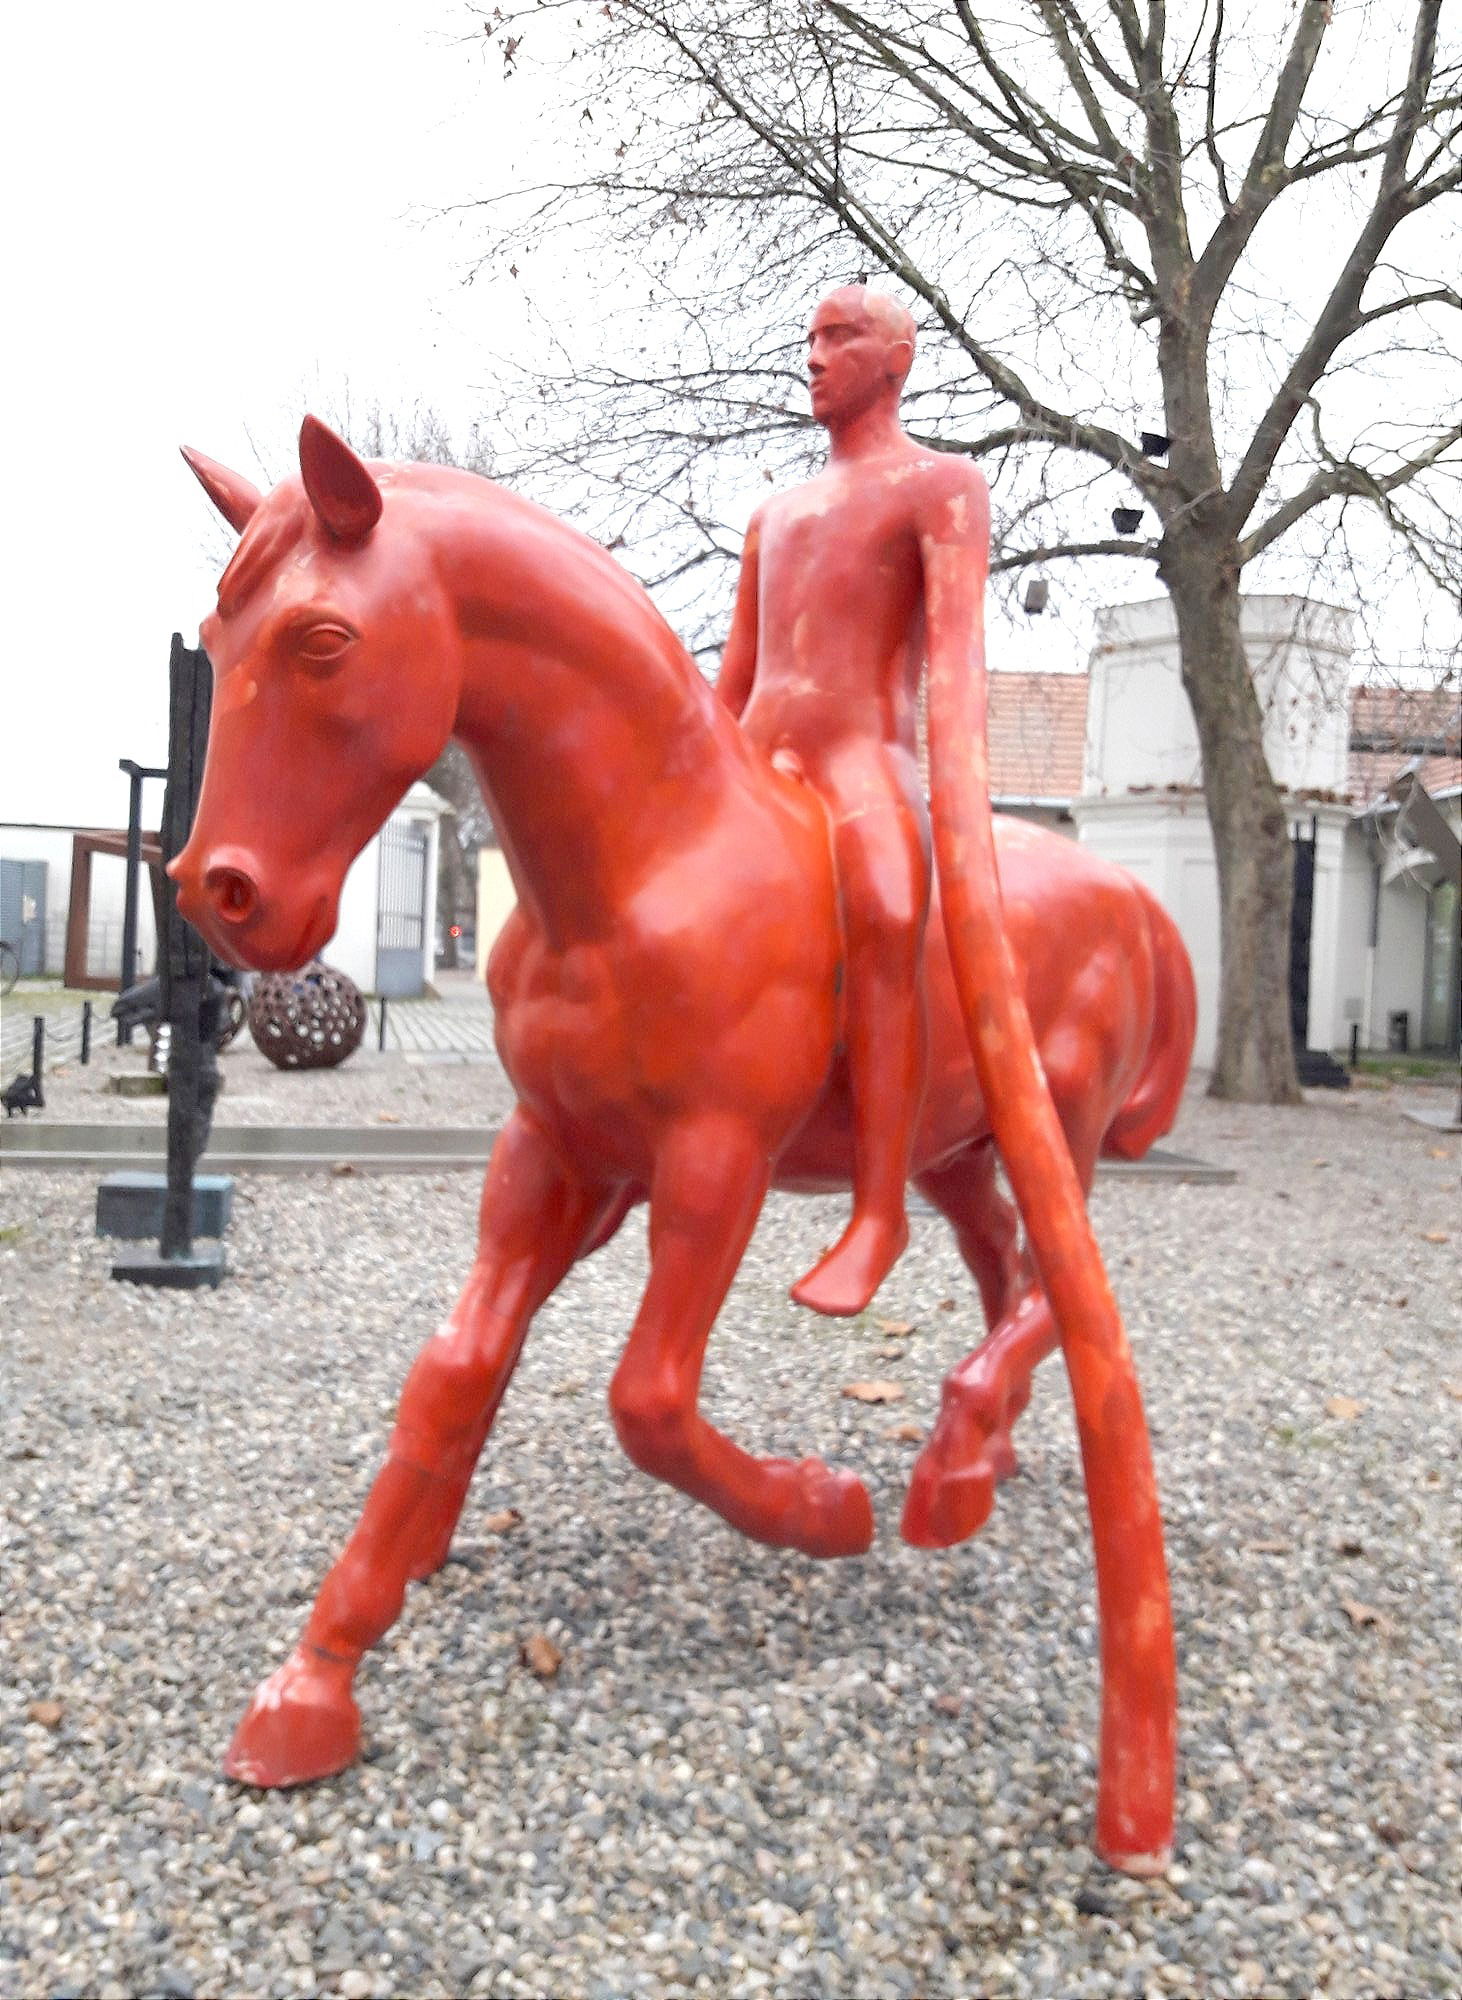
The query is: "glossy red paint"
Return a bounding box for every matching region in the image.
[175,322,1190,1869]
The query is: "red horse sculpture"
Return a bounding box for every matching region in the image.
[174,417,1194,1873]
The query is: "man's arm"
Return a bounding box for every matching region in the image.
[916,463,991,713]
[715,510,763,720]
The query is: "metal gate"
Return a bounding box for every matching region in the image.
[376,820,429,998]
[0,859,48,975]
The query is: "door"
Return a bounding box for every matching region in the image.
[375,820,429,998]
[0,858,48,975]
[1289,819,1317,1050]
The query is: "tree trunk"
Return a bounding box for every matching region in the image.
[436,817,469,973]
[1162,547,1302,1104]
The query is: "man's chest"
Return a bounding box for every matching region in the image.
[761,484,923,603]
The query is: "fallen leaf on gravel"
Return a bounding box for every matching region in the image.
[1420,1230,1449,1244]
[376,1110,402,1124]
[520,1634,563,1678]
[1429,1147,1450,1159]
[1336,1538,1364,1558]
[482,1508,523,1535]
[1338,1596,1393,1635]
[26,1701,63,1729]
[875,1318,915,1336]
[330,1162,356,1177]
[1246,1539,1287,1555]
[877,1344,904,1360]
[842,1380,905,1405]
[1442,1381,1462,1402]
[551,1378,586,1397]
[885,1422,925,1443]
[932,1693,963,1717]
[937,1298,956,1312]
[1324,1396,1363,1421]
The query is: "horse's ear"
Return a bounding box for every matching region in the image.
[298,415,383,544]
[180,447,261,534]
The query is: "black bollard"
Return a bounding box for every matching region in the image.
[80,1000,93,1066]
[31,1017,45,1110]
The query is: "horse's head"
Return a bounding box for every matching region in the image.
[170,418,460,970]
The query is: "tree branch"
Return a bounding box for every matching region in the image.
[1191,0,1331,322]
[990,536,1156,573]
[1224,0,1447,532]
[1239,419,1462,564]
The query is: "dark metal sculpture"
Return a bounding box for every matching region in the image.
[247,961,367,1069]
[111,636,228,1287]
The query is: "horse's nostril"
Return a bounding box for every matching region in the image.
[204,864,259,924]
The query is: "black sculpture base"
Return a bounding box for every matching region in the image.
[111,1243,227,1289]
[1296,1048,1351,1089]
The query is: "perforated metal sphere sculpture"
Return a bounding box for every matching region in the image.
[246,960,367,1070]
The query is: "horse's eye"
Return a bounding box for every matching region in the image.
[296,622,356,670]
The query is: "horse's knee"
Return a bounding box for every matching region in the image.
[608,1368,693,1479]
[395,1334,495,1454]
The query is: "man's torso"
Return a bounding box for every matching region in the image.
[740,445,956,767]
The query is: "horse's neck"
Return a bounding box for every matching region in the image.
[441,491,746,947]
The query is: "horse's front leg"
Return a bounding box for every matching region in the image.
[608,1115,874,1558]
[223,1109,606,1788]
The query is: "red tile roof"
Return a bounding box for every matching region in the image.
[920,670,1459,808]
[1346,682,1461,806]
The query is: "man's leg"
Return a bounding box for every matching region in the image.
[792,790,929,1317]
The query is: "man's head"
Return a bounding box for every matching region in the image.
[807,285,916,430]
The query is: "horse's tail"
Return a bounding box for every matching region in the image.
[1102,886,1197,1163]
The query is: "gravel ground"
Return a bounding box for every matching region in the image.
[29,1036,519,1130]
[2,1074,1458,1999]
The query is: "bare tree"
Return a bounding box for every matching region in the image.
[462,0,1460,1100]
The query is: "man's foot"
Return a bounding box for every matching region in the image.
[791,1212,909,1317]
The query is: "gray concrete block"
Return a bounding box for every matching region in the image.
[95,1171,235,1239]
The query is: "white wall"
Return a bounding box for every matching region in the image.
[1085,595,1354,798]
[1073,794,1358,1069]
[0,822,158,979]
[324,838,382,996]
[1371,876,1432,1051]
[318,783,445,996]
[475,848,518,980]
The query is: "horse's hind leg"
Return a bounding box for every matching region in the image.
[223,1109,606,1789]
[920,1138,1022,1331]
[902,1100,1102,1550]
[608,1113,874,1558]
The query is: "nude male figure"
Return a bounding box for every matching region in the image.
[717,284,992,1316]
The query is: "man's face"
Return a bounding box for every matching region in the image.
[806,295,903,427]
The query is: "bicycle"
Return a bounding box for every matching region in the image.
[0,940,19,997]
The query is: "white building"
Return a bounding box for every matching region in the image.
[1073,597,1459,1069]
[0,780,446,1000]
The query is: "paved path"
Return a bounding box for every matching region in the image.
[379,976,495,1056]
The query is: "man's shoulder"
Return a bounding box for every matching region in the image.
[905,446,987,496]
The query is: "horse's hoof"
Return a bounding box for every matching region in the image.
[408,1535,452,1583]
[1099,1841,1172,1880]
[790,1459,875,1558]
[900,1451,997,1548]
[222,1652,361,1789]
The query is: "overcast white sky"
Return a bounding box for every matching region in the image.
[6,4,1452,831]
[5,2,527,825]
